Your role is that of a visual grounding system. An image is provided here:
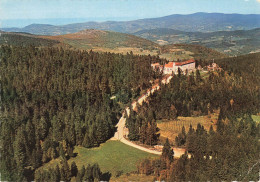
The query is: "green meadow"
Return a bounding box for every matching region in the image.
[39,140,158,176]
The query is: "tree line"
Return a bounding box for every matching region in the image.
[136,52,260,181]
[35,159,106,182]
[126,52,260,146]
[126,102,160,145]
[0,33,60,47]
[138,115,259,181]
[126,67,259,145]
[139,66,259,121]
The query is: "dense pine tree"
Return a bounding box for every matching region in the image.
[161,138,174,164]
[70,161,78,177]
[0,45,163,181]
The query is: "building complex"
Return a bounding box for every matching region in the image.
[152,59,196,75]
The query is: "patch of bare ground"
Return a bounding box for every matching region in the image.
[157,110,219,144]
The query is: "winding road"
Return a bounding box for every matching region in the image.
[111,75,186,157]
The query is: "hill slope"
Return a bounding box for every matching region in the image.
[215,52,260,86]
[1,29,227,61]
[0,31,60,47]
[134,28,260,56]
[159,44,228,61]
[42,29,227,60]
[41,29,160,55]
[2,13,260,35]
[43,29,158,49]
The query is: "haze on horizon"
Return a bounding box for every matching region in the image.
[1,0,260,28]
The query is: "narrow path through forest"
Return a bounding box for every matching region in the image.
[111,75,186,157]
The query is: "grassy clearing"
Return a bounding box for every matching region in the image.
[159,51,193,61]
[157,113,218,144]
[92,47,158,56]
[200,70,209,78]
[71,141,158,175]
[110,174,155,182]
[63,39,159,56]
[39,140,158,176]
[252,115,260,123]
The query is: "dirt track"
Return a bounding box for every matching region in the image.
[111,75,186,157]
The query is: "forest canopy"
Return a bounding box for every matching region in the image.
[135,53,260,181]
[0,45,163,181]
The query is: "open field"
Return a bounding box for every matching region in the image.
[159,51,193,61]
[161,44,228,61]
[158,46,194,61]
[157,113,218,144]
[90,47,159,56]
[110,174,155,182]
[38,140,158,176]
[200,70,209,78]
[252,115,260,123]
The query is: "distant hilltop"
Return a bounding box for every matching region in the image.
[1,13,260,35]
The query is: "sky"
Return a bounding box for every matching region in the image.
[1,0,260,27]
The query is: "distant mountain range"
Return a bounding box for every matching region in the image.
[134,28,260,56]
[2,13,260,35]
[134,28,260,39]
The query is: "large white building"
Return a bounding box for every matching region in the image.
[163,59,196,74]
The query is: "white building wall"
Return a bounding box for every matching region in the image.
[173,62,195,73]
[163,67,173,74]
[163,62,195,75]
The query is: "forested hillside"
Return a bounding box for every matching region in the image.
[42,29,158,50]
[134,28,260,56]
[133,53,260,181]
[0,45,163,181]
[133,53,260,122]
[0,32,60,47]
[126,66,260,143]
[137,115,259,181]
[215,52,260,86]
[161,44,228,61]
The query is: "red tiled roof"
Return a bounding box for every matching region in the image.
[151,63,160,66]
[132,101,137,105]
[175,59,195,66]
[152,84,159,89]
[164,62,174,68]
